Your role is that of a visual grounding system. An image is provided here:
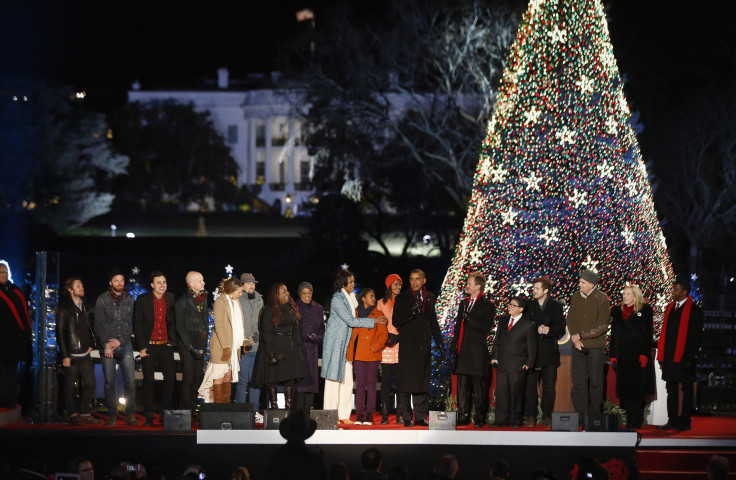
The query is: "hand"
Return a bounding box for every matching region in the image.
[538,325,550,335]
[104,348,114,358]
[639,354,648,368]
[571,333,580,343]
[522,364,529,371]
[375,316,388,325]
[573,339,583,351]
[307,332,320,343]
[62,357,71,367]
[139,348,148,358]
[491,359,498,365]
[221,347,231,362]
[106,338,121,350]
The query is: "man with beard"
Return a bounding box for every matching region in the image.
[94,269,138,425]
[134,271,177,425]
[393,269,444,427]
[0,262,32,410]
[57,276,101,425]
[236,273,263,413]
[174,271,209,410]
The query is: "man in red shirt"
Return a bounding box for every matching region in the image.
[134,271,177,425]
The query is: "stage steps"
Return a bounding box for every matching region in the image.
[637,449,736,479]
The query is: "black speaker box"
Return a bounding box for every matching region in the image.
[551,412,579,432]
[429,411,457,430]
[163,409,191,431]
[584,413,621,432]
[310,409,338,430]
[264,409,289,430]
[200,403,254,430]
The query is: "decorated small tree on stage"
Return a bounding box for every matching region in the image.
[435,0,674,341]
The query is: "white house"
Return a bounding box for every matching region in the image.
[128,68,314,216]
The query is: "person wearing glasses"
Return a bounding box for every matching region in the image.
[491,297,537,428]
[449,271,496,428]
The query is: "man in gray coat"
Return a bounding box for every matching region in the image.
[236,272,263,412]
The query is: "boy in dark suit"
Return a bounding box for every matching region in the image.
[491,296,537,428]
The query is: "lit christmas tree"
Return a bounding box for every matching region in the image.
[435,0,674,341]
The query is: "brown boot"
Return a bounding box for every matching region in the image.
[222,382,232,403]
[212,383,226,403]
[525,416,536,427]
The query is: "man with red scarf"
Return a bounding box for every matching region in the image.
[393,269,444,427]
[0,262,32,410]
[656,278,703,431]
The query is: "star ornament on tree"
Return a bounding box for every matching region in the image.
[523,107,542,126]
[568,188,588,208]
[225,264,234,275]
[489,165,509,183]
[596,160,614,179]
[131,266,140,276]
[510,277,533,296]
[547,25,567,43]
[581,255,599,272]
[501,206,518,226]
[575,75,594,95]
[486,278,498,294]
[469,248,484,265]
[621,226,635,245]
[555,126,576,146]
[522,171,542,191]
[539,226,560,245]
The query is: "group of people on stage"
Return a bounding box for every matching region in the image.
[0,259,703,431]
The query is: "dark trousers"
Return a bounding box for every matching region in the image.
[621,397,645,429]
[525,364,557,418]
[380,363,399,413]
[399,392,428,423]
[495,367,526,426]
[666,380,694,427]
[295,392,314,412]
[457,374,486,424]
[63,355,96,416]
[141,344,176,418]
[178,348,204,410]
[0,361,20,408]
[571,348,605,416]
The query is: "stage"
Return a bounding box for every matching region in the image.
[2,411,735,479]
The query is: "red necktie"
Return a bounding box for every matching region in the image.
[507,318,514,331]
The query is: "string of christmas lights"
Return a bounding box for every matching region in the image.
[435,0,675,344]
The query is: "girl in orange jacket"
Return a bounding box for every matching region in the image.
[347,288,388,425]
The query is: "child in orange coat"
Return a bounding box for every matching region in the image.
[347,288,388,425]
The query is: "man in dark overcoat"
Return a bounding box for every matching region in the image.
[491,296,537,428]
[450,271,495,427]
[524,276,565,427]
[393,269,444,427]
[656,278,704,431]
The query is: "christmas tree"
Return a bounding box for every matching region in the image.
[435,0,674,340]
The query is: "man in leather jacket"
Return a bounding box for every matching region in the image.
[174,271,209,410]
[56,277,102,425]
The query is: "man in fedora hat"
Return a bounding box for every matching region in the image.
[567,269,610,419]
[266,410,328,480]
[236,273,263,416]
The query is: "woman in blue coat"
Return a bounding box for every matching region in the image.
[320,269,387,424]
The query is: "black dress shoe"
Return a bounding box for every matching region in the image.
[675,422,691,431]
[457,418,471,427]
[474,422,484,428]
[657,423,677,430]
[403,419,413,427]
[511,423,522,428]
[144,418,154,427]
[414,419,428,427]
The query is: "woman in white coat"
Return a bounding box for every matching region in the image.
[320,269,387,424]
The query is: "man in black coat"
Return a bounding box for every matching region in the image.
[656,278,704,431]
[491,296,537,428]
[0,262,32,410]
[134,270,177,425]
[393,269,444,427]
[56,276,101,425]
[174,271,209,410]
[524,276,565,427]
[450,271,495,427]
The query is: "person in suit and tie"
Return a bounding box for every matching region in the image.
[134,270,177,425]
[450,271,496,427]
[491,296,537,428]
[657,278,704,431]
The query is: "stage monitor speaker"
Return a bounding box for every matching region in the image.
[163,409,191,431]
[584,413,620,432]
[264,409,289,430]
[200,403,254,430]
[429,411,457,430]
[551,412,579,432]
[310,409,338,430]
